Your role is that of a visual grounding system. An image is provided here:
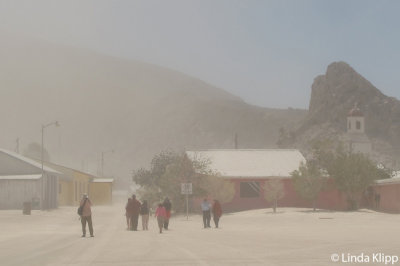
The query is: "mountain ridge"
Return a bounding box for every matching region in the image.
[0,31,306,184]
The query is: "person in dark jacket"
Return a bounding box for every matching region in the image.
[140,200,150,230]
[125,198,133,230]
[162,197,172,230]
[128,194,141,231]
[212,199,223,228]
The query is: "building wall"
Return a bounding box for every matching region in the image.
[350,141,372,155]
[41,173,59,210]
[89,182,112,205]
[72,172,91,206]
[0,179,41,209]
[221,178,347,212]
[347,116,365,133]
[58,180,73,206]
[371,183,400,213]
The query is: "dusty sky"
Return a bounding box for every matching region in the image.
[1,0,399,108]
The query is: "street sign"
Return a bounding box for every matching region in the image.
[181,183,192,194]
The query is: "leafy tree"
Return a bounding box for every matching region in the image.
[309,138,337,169]
[276,127,296,148]
[201,175,235,204]
[133,151,234,212]
[326,150,390,210]
[23,142,50,161]
[263,179,285,213]
[291,161,327,211]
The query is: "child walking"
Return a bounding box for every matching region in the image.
[155,203,166,234]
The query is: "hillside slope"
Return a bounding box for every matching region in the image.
[0,31,306,183]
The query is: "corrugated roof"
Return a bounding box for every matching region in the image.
[186,149,306,178]
[91,178,114,183]
[0,174,42,180]
[0,148,61,175]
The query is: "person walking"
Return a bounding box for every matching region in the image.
[129,194,141,231]
[201,198,211,228]
[140,200,150,230]
[125,198,133,230]
[155,203,167,234]
[212,199,222,228]
[162,197,172,230]
[79,194,94,237]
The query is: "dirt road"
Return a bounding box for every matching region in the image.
[1,204,400,266]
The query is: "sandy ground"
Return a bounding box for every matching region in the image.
[1,203,400,266]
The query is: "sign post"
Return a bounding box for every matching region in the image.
[181,183,192,220]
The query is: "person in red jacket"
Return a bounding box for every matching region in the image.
[212,199,222,228]
[155,203,167,234]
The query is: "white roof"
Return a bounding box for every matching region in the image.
[375,177,400,185]
[91,178,114,183]
[0,174,42,180]
[186,149,306,178]
[0,148,61,174]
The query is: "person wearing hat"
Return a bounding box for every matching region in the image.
[79,194,94,237]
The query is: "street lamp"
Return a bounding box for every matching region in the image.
[101,149,114,177]
[41,121,60,210]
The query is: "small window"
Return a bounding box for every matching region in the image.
[59,183,62,194]
[348,121,351,130]
[240,182,260,198]
[356,121,361,130]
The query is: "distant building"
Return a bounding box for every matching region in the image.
[345,104,372,154]
[41,161,92,206]
[42,161,114,206]
[89,178,113,205]
[0,149,61,210]
[186,149,346,211]
[369,177,400,213]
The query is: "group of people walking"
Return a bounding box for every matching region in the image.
[125,195,172,233]
[78,193,223,238]
[125,194,146,231]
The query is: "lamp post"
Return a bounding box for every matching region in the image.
[101,149,114,177]
[41,121,60,210]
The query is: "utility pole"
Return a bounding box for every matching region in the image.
[41,121,60,210]
[15,138,19,153]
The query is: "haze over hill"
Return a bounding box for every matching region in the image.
[0,32,306,185]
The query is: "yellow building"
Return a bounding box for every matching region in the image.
[89,178,113,205]
[41,162,93,206]
[58,177,73,206]
[71,170,93,206]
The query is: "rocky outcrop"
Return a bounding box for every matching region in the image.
[296,62,400,166]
